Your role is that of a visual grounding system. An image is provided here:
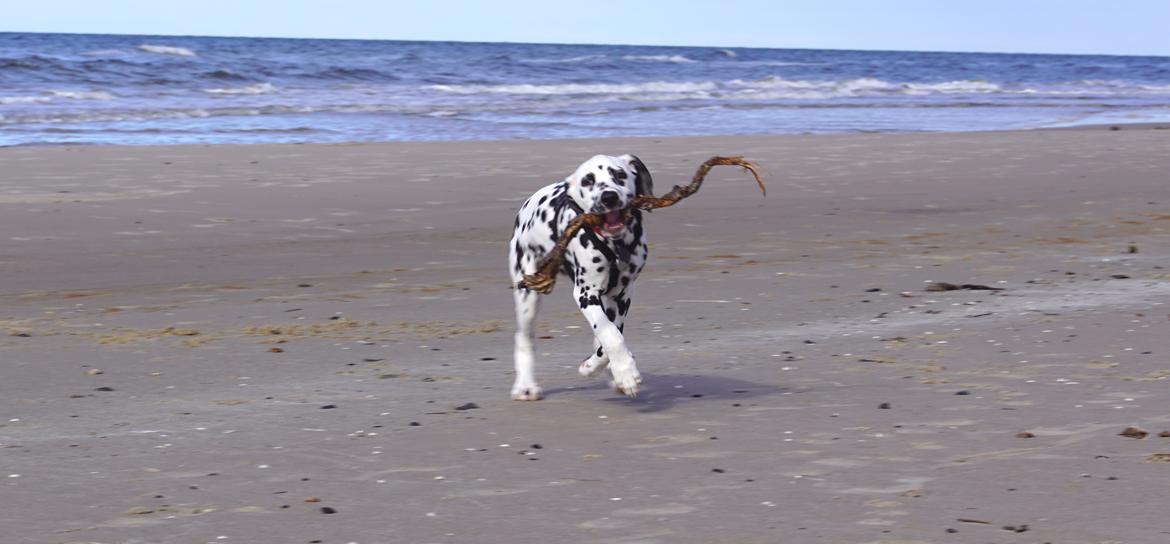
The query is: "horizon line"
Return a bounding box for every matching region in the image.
[3,29,1167,59]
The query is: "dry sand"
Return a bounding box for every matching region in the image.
[2,127,1170,544]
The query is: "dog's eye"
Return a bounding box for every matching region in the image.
[580,173,595,188]
[612,168,627,180]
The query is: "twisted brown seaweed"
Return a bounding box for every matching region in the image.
[517,156,766,294]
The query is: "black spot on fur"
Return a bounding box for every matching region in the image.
[615,295,631,316]
[608,166,627,186]
[580,172,595,187]
[592,256,601,263]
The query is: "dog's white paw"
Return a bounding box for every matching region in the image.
[510,382,544,401]
[609,365,642,399]
[579,356,608,378]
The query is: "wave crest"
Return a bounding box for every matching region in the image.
[138,44,197,57]
[50,90,114,100]
[621,55,695,63]
[0,95,51,104]
[203,83,277,95]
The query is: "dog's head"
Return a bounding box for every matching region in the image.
[565,154,653,238]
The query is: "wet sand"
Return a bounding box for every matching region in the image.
[2,128,1170,544]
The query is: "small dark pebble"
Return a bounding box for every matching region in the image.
[1119,426,1148,439]
[732,403,741,407]
[1159,431,1170,438]
[945,528,958,534]
[94,387,115,392]
[363,358,383,362]
[709,436,718,440]
[280,504,290,509]
[954,390,971,395]
[297,284,313,288]
[530,444,542,449]
[927,282,1004,292]
[479,357,496,361]
[329,316,341,320]
[712,468,725,473]
[1110,274,1130,279]
[13,333,30,337]
[320,404,336,409]
[454,403,479,411]
[803,340,816,344]
[1002,524,1029,533]
[409,422,421,426]
[320,507,337,514]
[878,402,891,409]
[865,288,882,292]
[691,394,704,398]
[1016,432,1035,438]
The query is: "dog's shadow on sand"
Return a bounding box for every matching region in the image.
[543,373,794,413]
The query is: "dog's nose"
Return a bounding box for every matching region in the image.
[600,191,621,209]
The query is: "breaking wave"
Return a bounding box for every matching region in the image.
[49,90,114,100]
[137,44,196,57]
[428,76,1170,100]
[202,83,277,95]
[621,54,696,63]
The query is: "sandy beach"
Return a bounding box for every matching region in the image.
[3,127,1170,544]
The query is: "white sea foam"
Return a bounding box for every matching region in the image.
[203,83,277,95]
[137,44,197,57]
[427,81,718,95]
[50,90,114,100]
[81,48,131,57]
[0,96,51,105]
[525,54,608,64]
[902,80,1002,94]
[621,55,696,63]
[429,75,1170,103]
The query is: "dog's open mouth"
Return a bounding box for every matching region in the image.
[596,210,626,237]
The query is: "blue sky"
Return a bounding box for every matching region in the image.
[4,0,1168,56]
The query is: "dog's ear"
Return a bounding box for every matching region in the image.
[623,154,653,196]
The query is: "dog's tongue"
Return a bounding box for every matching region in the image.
[605,211,622,228]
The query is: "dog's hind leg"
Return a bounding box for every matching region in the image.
[579,338,610,378]
[511,288,544,401]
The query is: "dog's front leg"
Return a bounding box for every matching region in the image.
[511,288,543,400]
[575,288,641,398]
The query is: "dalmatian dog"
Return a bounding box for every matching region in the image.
[508,154,653,400]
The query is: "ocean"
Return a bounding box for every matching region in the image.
[2,32,1169,146]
